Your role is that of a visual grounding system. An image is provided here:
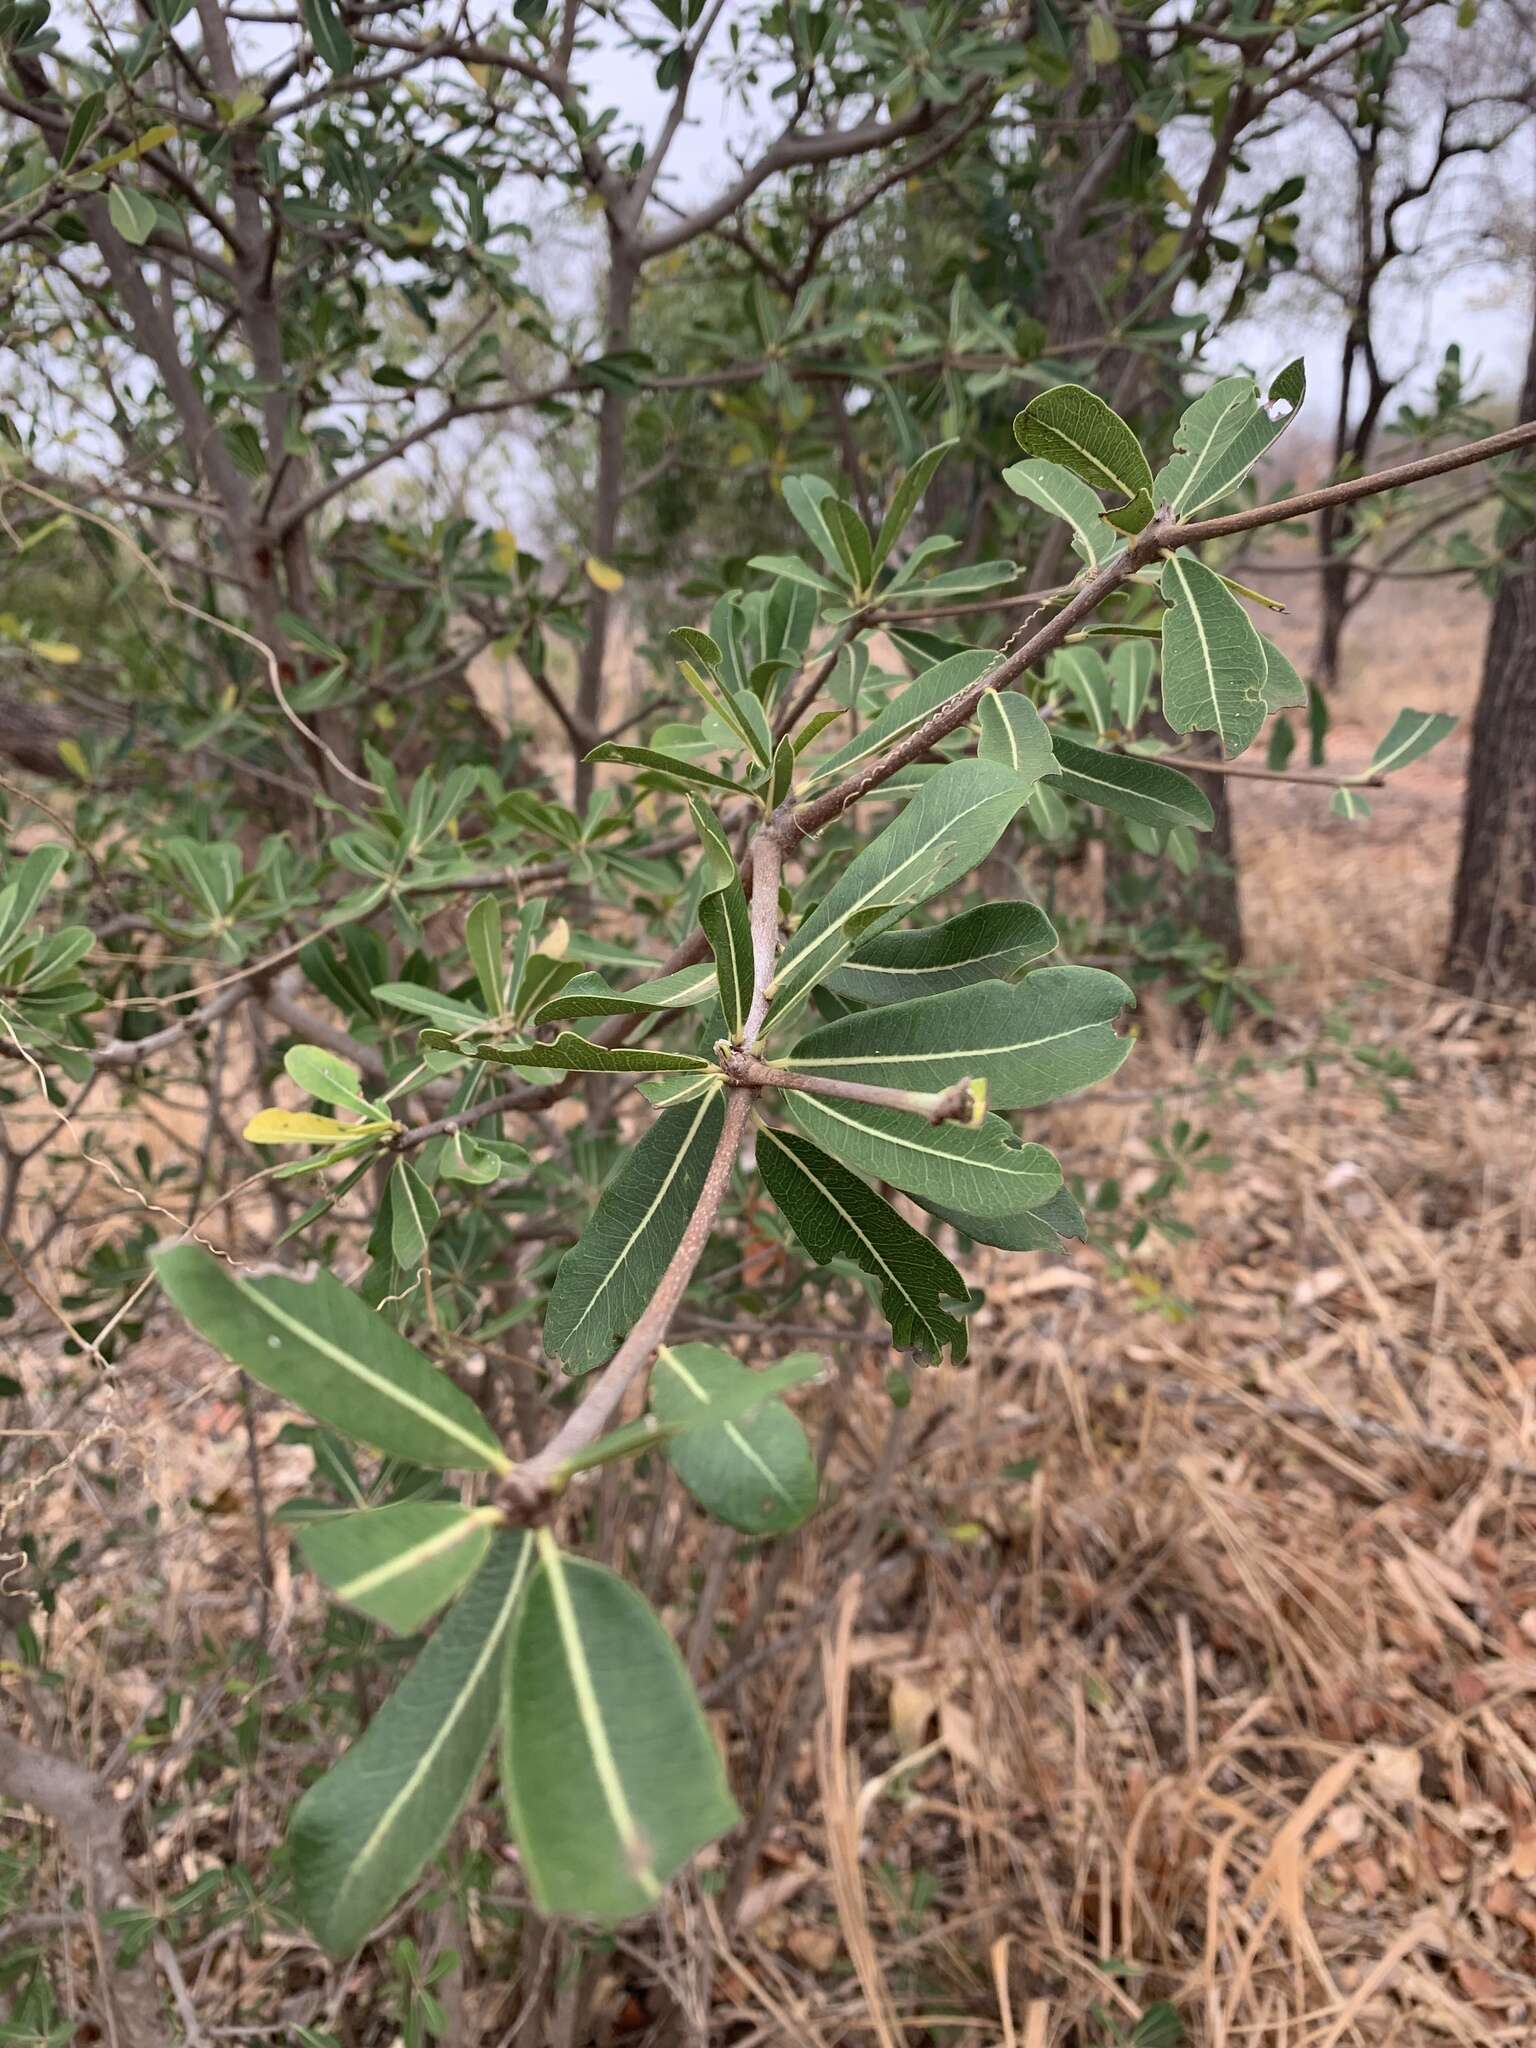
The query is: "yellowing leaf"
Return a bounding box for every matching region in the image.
[1086,10,1121,64]
[584,556,624,593]
[29,638,81,664]
[727,442,754,468]
[57,738,89,780]
[542,916,570,961]
[492,527,519,572]
[244,1109,352,1145]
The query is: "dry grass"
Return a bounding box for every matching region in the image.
[6,576,1536,2045]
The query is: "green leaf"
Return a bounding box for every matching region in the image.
[544,1090,727,1375]
[805,650,997,790]
[61,90,105,169]
[289,1531,530,1953]
[771,759,1034,1021]
[650,1344,817,1535]
[503,1535,740,1921]
[1001,457,1122,569]
[785,966,1133,1110]
[1159,551,1267,758]
[301,0,354,73]
[1156,361,1305,516]
[583,744,750,798]
[153,1246,508,1471]
[1111,641,1155,728]
[419,1028,710,1076]
[1331,785,1372,821]
[872,441,956,572]
[0,845,65,958]
[535,963,717,1023]
[780,473,843,568]
[1013,386,1155,531]
[284,1044,377,1118]
[930,1183,1087,1251]
[106,183,157,246]
[1053,647,1113,735]
[373,982,488,1029]
[298,1503,503,1634]
[1027,780,1069,839]
[826,900,1057,1005]
[826,498,873,592]
[1369,707,1456,776]
[757,1126,970,1363]
[465,897,504,1016]
[975,690,1058,785]
[1258,635,1308,712]
[439,1130,510,1183]
[668,626,723,669]
[689,797,753,1039]
[782,1095,1060,1219]
[1049,735,1214,830]
[764,735,795,810]
[390,1160,440,1267]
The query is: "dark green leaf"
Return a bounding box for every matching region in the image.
[544,1090,727,1374]
[757,1126,970,1363]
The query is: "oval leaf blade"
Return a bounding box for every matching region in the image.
[289,1530,531,1954]
[650,1343,817,1535]
[786,967,1134,1109]
[781,1094,1061,1218]
[153,1245,509,1472]
[504,1537,740,1922]
[298,1502,502,1635]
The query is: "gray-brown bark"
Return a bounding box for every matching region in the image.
[1444,294,1536,995]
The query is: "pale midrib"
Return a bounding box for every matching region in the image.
[784,1016,1102,1073]
[1055,754,1194,817]
[335,1510,494,1604]
[777,785,1010,1002]
[793,1095,1054,1187]
[1042,420,1143,500]
[226,1275,505,1471]
[1168,390,1250,513]
[812,657,991,786]
[329,1541,529,1926]
[1371,715,1439,777]
[760,1130,949,1347]
[539,1540,658,1898]
[839,944,1036,982]
[1166,556,1228,751]
[1016,470,1110,562]
[556,1090,718,1353]
[982,693,1021,773]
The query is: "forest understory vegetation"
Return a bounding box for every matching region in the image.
[8,572,1535,2046]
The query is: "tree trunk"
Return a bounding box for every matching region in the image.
[1311,526,1354,693]
[1444,298,1536,995]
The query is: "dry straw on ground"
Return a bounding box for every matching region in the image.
[4,576,1534,2044]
